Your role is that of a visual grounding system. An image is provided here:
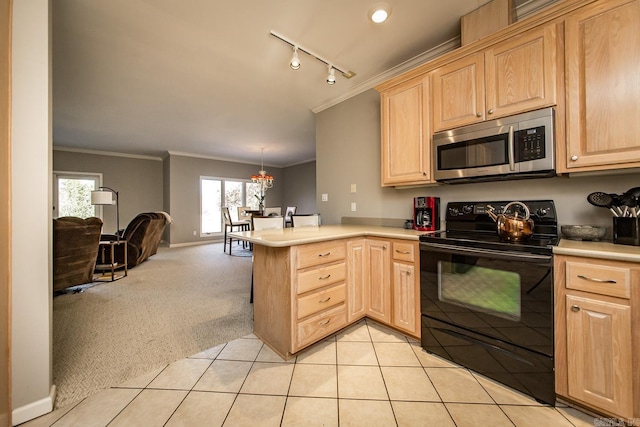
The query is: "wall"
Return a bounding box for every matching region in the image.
[53,150,164,233]
[316,89,640,233]
[11,0,53,424]
[281,161,317,215]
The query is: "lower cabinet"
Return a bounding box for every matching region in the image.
[555,255,638,419]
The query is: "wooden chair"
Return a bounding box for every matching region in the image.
[222,207,250,255]
[284,206,297,227]
[263,206,282,217]
[249,216,284,303]
[292,213,321,227]
[236,206,251,221]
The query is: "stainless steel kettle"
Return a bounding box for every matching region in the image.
[487,201,534,242]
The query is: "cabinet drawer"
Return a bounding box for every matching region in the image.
[297,283,346,319]
[392,241,416,262]
[565,261,631,299]
[297,262,346,294]
[295,240,346,270]
[296,304,347,350]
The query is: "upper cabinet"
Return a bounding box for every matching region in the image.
[432,24,558,132]
[563,0,640,172]
[380,74,432,187]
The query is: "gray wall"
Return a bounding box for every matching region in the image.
[53,150,164,233]
[282,161,317,215]
[316,89,640,234]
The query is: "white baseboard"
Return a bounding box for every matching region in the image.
[12,385,55,426]
[169,239,221,248]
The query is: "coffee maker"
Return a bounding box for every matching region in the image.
[413,197,440,231]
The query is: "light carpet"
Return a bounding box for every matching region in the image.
[52,242,254,409]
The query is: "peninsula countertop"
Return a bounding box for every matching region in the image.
[229,224,426,247]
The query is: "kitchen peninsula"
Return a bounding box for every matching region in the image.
[230,225,424,359]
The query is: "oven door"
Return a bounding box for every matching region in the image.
[419,241,555,404]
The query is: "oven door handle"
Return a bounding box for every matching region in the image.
[420,241,552,263]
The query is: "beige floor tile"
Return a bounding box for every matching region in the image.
[367,321,408,343]
[374,342,421,367]
[501,405,576,427]
[471,372,542,406]
[242,333,259,339]
[165,391,236,427]
[409,343,460,368]
[20,404,75,427]
[109,389,188,427]
[239,362,295,395]
[335,320,370,341]
[281,397,339,427]
[217,337,263,361]
[223,394,286,427]
[426,367,493,403]
[295,338,336,365]
[256,343,295,363]
[381,366,440,401]
[41,388,140,427]
[116,365,165,389]
[391,401,456,427]
[147,358,212,390]
[193,360,252,393]
[289,364,337,398]
[190,343,226,359]
[338,399,396,427]
[446,403,515,427]
[336,341,378,366]
[555,406,598,426]
[337,365,388,400]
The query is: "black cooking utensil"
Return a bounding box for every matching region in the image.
[587,192,619,216]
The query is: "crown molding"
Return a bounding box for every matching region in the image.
[54,145,163,161]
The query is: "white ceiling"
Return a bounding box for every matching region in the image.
[52,0,544,167]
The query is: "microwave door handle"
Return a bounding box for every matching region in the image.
[508,126,515,171]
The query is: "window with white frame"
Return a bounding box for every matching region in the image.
[200,177,261,235]
[53,172,102,219]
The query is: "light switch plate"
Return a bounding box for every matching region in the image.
[351,202,357,211]
[322,193,328,201]
[350,184,356,193]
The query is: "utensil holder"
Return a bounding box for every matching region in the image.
[613,217,640,246]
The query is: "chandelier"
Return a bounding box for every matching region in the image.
[251,149,274,209]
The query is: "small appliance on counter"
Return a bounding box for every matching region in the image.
[413,197,439,231]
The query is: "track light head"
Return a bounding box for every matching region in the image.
[326,66,336,85]
[290,46,301,70]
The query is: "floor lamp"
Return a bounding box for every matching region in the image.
[91,186,120,241]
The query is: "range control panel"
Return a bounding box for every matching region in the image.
[446,200,556,222]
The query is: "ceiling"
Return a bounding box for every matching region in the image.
[52,0,540,167]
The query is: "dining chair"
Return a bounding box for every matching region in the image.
[292,213,321,227]
[236,206,251,221]
[263,206,282,217]
[284,206,297,227]
[222,207,250,255]
[249,216,284,303]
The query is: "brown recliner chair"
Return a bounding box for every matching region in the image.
[53,216,103,292]
[102,212,171,268]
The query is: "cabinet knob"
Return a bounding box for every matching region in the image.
[422,171,427,176]
[571,155,578,161]
[476,112,482,118]
[571,305,580,312]
[488,109,494,115]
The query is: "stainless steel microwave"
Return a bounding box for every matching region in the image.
[433,107,555,183]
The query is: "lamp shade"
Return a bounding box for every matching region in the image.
[91,190,115,205]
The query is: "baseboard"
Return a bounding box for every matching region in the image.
[12,385,55,426]
[169,239,220,248]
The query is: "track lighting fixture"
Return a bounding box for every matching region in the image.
[290,46,301,70]
[326,66,336,85]
[270,30,356,84]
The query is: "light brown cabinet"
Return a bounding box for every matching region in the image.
[563,0,640,172]
[432,24,557,132]
[391,241,420,336]
[346,238,368,322]
[554,255,638,419]
[365,239,392,323]
[380,74,432,187]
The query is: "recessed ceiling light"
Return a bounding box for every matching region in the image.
[369,4,391,23]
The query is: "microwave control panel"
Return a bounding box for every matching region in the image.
[516,126,545,162]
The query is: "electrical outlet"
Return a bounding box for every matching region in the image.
[350,183,356,193]
[322,193,328,202]
[193,230,197,236]
[351,202,357,211]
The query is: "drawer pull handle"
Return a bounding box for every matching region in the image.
[319,274,331,280]
[318,319,331,326]
[319,297,331,303]
[577,274,617,284]
[318,252,331,257]
[571,305,580,312]
[395,250,411,254]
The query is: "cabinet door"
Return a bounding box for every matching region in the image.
[485,24,557,119]
[380,74,432,186]
[366,240,391,323]
[566,295,633,418]
[565,0,640,170]
[346,239,367,322]
[392,261,419,336]
[432,52,485,131]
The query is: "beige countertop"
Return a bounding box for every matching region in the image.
[554,239,640,262]
[229,224,426,247]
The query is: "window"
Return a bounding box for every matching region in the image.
[201,177,260,235]
[53,172,102,219]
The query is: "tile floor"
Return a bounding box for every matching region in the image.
[23,319,597,427]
